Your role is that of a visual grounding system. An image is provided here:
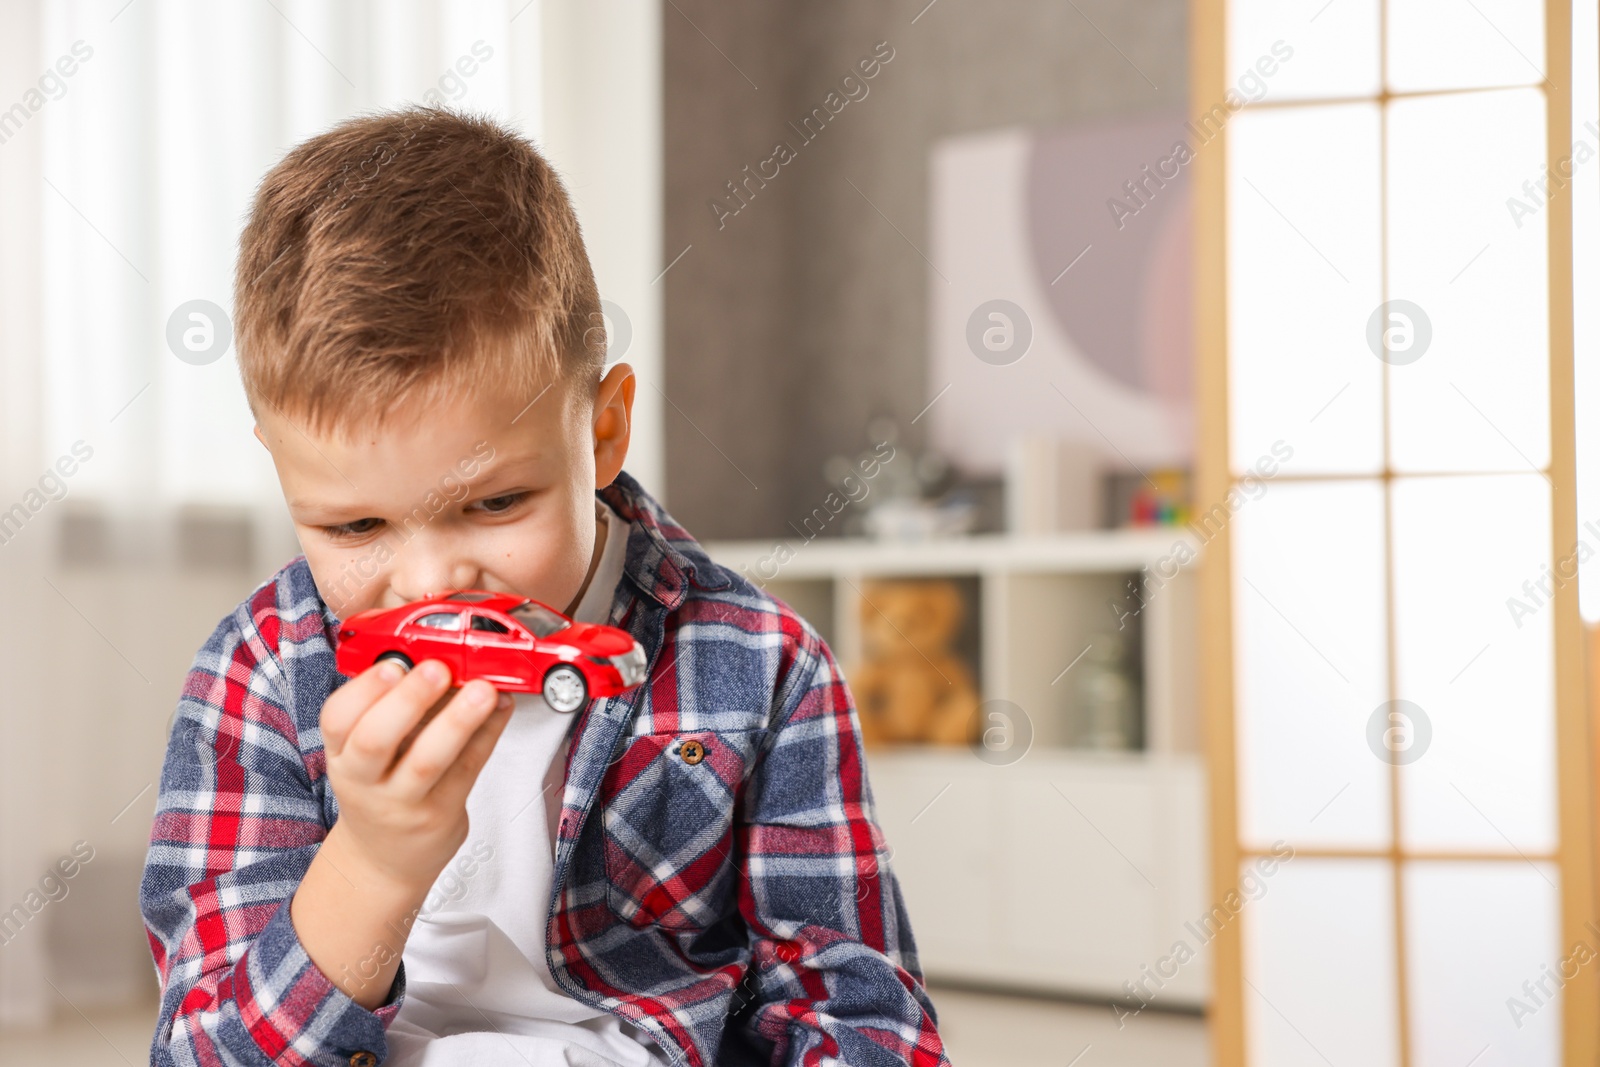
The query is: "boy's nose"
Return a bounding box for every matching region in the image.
[390,551,480,603]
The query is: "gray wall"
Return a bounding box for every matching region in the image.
[662,0,1188,540]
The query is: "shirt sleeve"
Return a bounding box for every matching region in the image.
[734,625,950,1067]
[139,600,406,1067]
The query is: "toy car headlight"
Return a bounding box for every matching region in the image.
[609,644,647,687]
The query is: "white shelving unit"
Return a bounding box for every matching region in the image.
[705,530,1209,1006]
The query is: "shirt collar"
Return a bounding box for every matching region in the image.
[598,470,731,612]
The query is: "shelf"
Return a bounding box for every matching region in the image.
[700,529,1208,1003]
[705,528,1200,581]
[704,530,1201,757]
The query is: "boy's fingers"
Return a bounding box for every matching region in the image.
[392,687,458,765]
[339,660,455,781]
[428,702,514,807]
[392,681,506,796]
[321,658,410,756]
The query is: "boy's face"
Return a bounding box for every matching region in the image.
[253,363,635,620]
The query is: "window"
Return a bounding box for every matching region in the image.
[36,1,537,510]
[510,602,568,638]
[470,614,511,634]
[414,611,463,631]
[1200,0,1594,1061]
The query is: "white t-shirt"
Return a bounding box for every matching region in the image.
[386,502,668,1067]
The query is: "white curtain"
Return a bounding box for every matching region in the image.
[41,0,541,514]
[0,0,661,1026]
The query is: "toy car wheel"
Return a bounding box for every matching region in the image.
[375,651,413,671]
[542,665,587,713]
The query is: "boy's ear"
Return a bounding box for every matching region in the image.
[252,424,268,449]
[592,363,635,489]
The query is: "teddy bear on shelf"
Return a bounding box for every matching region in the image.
[851,579,980,747]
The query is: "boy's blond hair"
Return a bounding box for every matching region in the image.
[234,106,602,438]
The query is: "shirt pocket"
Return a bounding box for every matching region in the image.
[600,728,759,932]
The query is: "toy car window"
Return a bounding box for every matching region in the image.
[470,614,511,634]
[509,602,569,638]
[414,611,463,630]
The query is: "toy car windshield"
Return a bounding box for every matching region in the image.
[510,601,569,638]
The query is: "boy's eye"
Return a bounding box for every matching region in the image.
[472,492,528,515]
[325,517,383,539]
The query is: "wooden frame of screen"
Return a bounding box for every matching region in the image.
[1191,0,1596,1062]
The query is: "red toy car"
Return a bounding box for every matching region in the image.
[334,590,647,712]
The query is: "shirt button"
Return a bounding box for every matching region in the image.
[349,1052,378,1067]
[679,739,706,765]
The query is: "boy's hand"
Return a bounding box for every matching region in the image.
[318,657,513,894]
[288,657,511,1007]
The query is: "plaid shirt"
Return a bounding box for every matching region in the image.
[140,472,947,1067]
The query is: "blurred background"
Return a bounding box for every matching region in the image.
[1,1,1597,1065]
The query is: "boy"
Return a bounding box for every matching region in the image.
[138,106,947,1067]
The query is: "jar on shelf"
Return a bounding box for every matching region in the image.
[1071,632,1141,751]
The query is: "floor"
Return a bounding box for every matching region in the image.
[0,1000,158,1067]
[931,985,1208,1067]
[1,986,1208,1066]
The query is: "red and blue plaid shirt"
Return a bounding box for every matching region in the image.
[139,472,947,1067]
